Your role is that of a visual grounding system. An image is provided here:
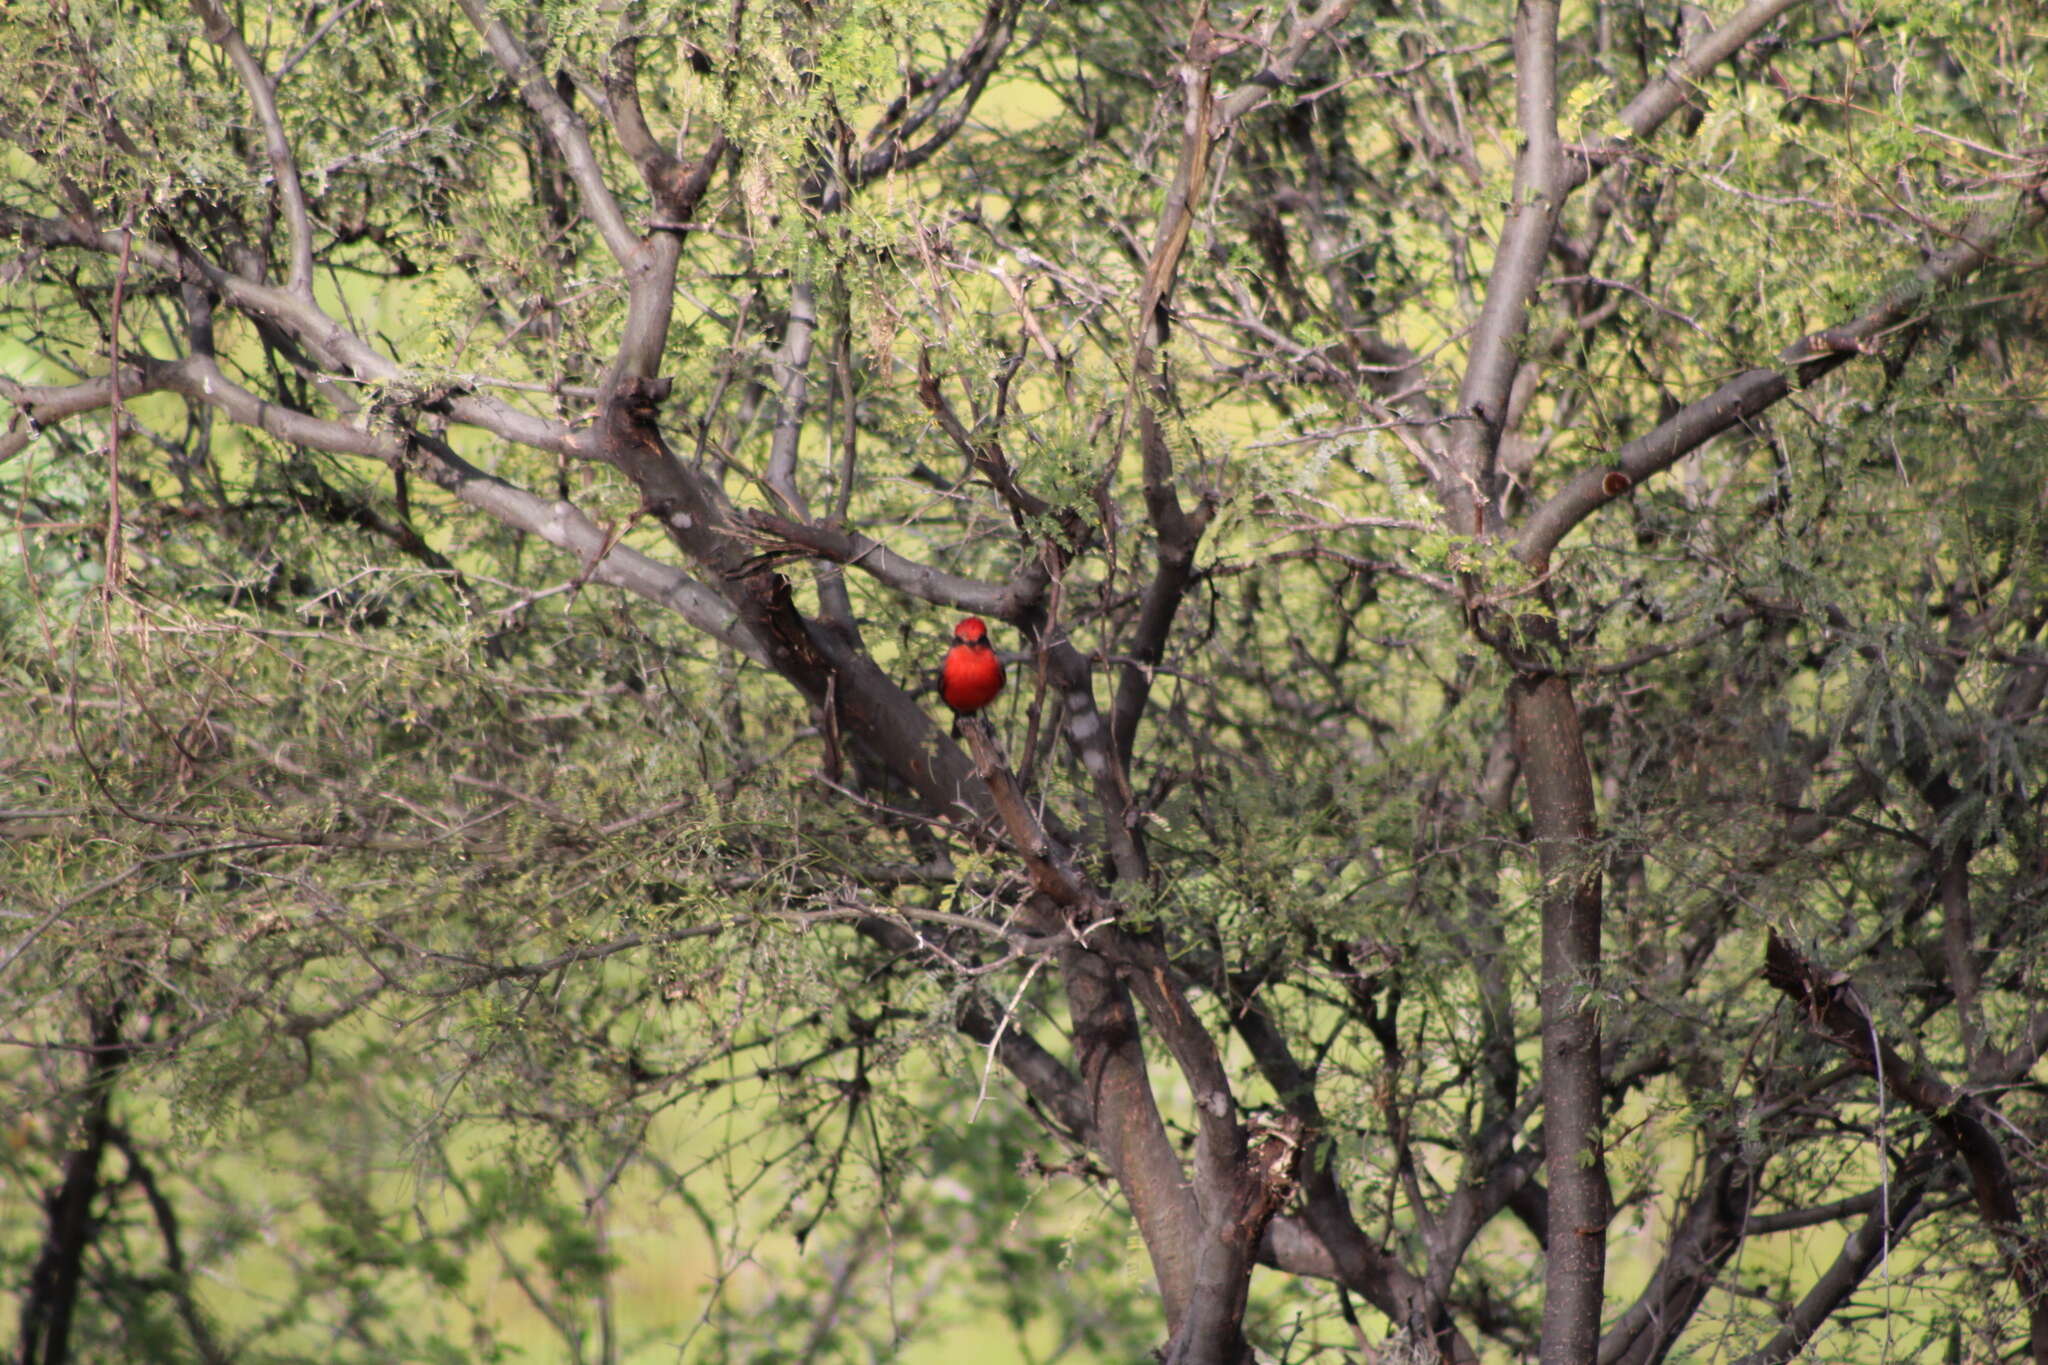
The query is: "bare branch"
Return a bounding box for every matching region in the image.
[735,510,1030,619]
[1726,1174,1933,1365]
[0,207,573,454]
[914,350,1055,528]
[1107,5,1248,767]
[1515,186,2047,567]
[1764,932,2048,1360]
[1446,0,1561,534]
[67,351,765,660]
[2,369,161,464]
[1584,0,1815,193]
[189,0,315,297]
[834,0,1023,207]
[455,0,640,267]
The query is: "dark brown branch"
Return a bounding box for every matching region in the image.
[1726,1172,1934,1365]
[1061,932,1204,1326]
[833,0,1023,208]
[956,716,1103,913]
[1764,932,2048,1362]
[1232,992,1478,1363]
[1744,1187,1885,1236]
[590,380,990,822]
[955,718,1203,1325]
[1110,383,1214,765]
[19,1001,128,1365]
[914,348,1054,527]
[1596,1148,1759,1365]
[106,1128,228,1365]
[955,717,1261,1347]
[1512,660,1611,1365]
[602,15,666,178]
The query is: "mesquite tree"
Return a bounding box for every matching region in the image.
[4,0,2046,1361]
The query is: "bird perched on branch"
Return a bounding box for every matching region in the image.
[939,617,1005,715]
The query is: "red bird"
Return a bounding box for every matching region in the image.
[940,617,1005,714]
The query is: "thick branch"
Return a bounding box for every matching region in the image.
[1517,188,2047,566]
[1726,1173,1932,1365]
[592,381,991,821]
[1446,0,1562,534]
[1764,932,2048,1361]
[1166,1117,1303,1365]
[1569,0,1813,196]
[190,0,315,297]
[956,719,1254,1342]
[456,0,691,387]
[18,1002,128,1365]
[1061,936,1204,1327]
[1512,666,1610,1365]
[1597,1148,1759,1365]
[1234,993,1476,1362]
[455,0,640,267]
[603,22,728,220]
[1,207,572,454]
[736,511,1032,619]
[2,368,162,464]
[956,723,1203,1323]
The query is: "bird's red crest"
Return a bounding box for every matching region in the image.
[953,617,988,643]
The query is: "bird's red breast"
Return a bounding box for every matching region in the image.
[941,618,1005,713]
